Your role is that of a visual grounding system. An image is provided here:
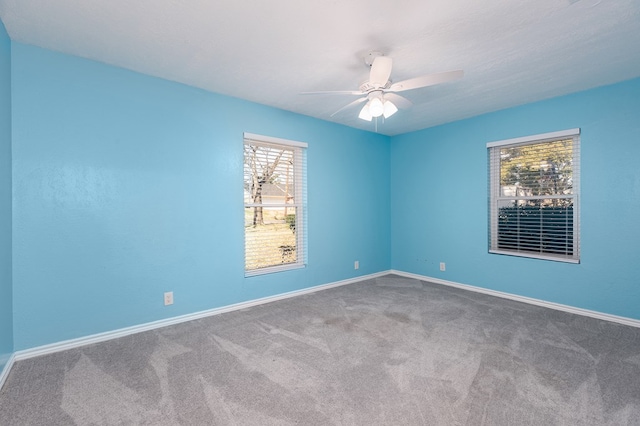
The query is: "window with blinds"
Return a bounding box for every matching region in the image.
[488,129,580,263]
[243,133,307,276]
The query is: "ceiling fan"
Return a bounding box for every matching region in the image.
[301,51,463,122]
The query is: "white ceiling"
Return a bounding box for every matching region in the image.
[1,0,639,136]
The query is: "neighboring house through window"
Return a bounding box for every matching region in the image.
[243,133,307,276]
[488,129,580,263]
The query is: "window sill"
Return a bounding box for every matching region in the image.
[245,263,306,277]
[489,250,580,264]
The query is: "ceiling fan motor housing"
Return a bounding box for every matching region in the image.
[359,80,390,93]
[359,81,374,92]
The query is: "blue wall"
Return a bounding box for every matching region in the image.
[0,21,13,372]
[391,78,640,319]
[11,43,390,350]
[6,39,640,352]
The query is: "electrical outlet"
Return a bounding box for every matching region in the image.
[354,260,359,270]
[440,262,446,271]
[164,291,174,306]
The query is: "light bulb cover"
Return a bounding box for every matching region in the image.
[383,100,398,118]
[358,103,373,121]
[369,97,384,117]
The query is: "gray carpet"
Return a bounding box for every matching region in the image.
[1,274,640,425]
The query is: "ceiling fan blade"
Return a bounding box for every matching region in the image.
[388,70,464,92]
[370,56,393,87]
[330,97,368,117]
[300,90,363,96]
[383,93,413,109]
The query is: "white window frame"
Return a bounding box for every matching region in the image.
[243,133,307,276]
[487,128,580,263]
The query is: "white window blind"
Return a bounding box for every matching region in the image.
[488,129,580,263]
[243,133,307,276]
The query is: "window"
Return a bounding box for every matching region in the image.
[488,129,580,263]
[243,133,307,276]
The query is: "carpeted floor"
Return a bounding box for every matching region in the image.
[1,274,640,425]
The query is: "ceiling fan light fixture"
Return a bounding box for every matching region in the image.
[369,97,384,117]
[358,103,373,121]
[383,100,398,118]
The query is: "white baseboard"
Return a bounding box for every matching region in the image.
[14,270,390,362]
[11,268,639,368]
[390,270,640,329]
[0,352,16,391]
